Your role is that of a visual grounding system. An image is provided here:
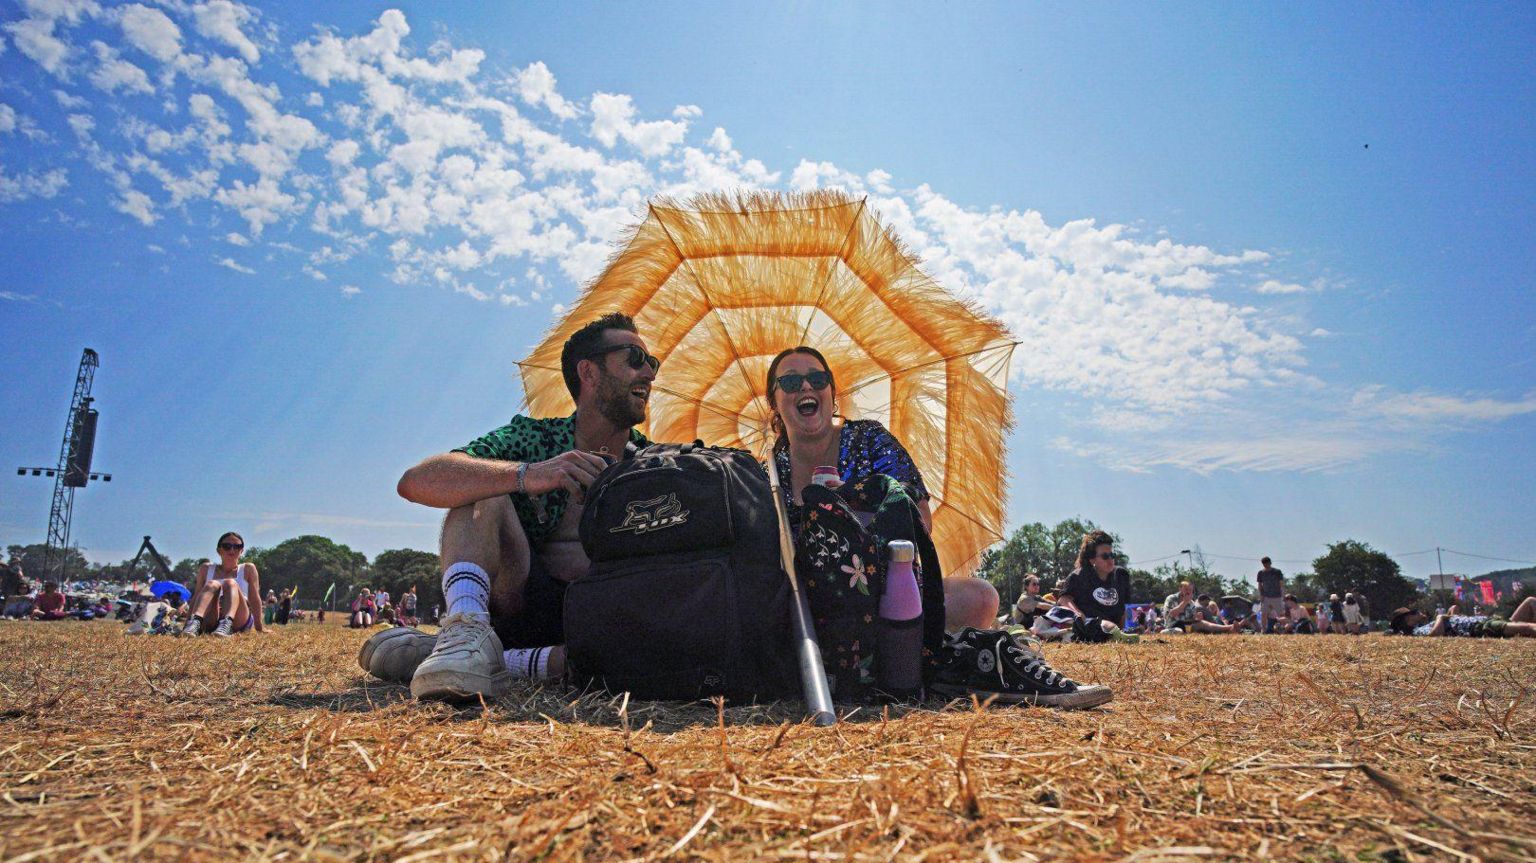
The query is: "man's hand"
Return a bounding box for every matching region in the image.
[522,451,613,499]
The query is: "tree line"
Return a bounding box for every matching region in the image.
[4,537,442,613]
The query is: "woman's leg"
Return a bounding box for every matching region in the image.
[190,581,225,620]
[1510,597,1536,623]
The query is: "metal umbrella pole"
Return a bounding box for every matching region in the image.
[764,453,837,727]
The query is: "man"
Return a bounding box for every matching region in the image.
[1162,581,1243,634]
[1058,530,1137,642]
[381,313,658,701]
[30,581,68,621]
[1389,597,1536,638]
[1256,557,1285,633]
[400,586,418,627]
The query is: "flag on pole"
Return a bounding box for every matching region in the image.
[322,582,335,604]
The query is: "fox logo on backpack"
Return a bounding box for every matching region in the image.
[563,443,797,701]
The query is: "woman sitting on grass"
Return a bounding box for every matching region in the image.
[181,532,265,637]
[766,345,1111,708]
[1388,596,1536,638]
[350,588,376,628]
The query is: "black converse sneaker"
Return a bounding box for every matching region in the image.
[931,627,1113,709]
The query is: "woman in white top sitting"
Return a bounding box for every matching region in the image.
[181,531,266,637]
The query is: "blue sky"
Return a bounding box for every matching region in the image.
[2,1,1532,583]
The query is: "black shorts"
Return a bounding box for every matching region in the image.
[492,554,570,649]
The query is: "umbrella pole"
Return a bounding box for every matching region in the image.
[764,452,837,727]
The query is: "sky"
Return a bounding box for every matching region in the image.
[2,1,1533,584]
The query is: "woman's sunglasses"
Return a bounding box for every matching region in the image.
[584,344,661,374]
[775,370,833,393]
[219,542,244,551]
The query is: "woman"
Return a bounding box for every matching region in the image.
[1057,530,1134,641]
[766,346,1111,707]
[350,588,375,628]
[180,532,265,637]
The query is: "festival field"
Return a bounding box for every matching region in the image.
[1,622,1532,863]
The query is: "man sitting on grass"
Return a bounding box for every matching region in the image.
[368,313,658,701]
[29,582,68,621]
[1162,581,1244,634]
[1389,596,1536,638]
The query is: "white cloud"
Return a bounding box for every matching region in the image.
[511,61,577,119]
[225,231,249,246]
[88,40,153,94]
[191,0,259,63]
[53,89,88,108]
[6,15,74,75]
[1353,386,1536,424]
[590,92,689,156]
[0,167,68,202]
[340,284,360,297]
[117,3,181,62]
[1255,279,1308,294]
[216,255,254,274]
[113,187,156,223]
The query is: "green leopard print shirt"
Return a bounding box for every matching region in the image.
[452,414,651,546]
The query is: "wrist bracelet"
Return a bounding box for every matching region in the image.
[516,462,529,495]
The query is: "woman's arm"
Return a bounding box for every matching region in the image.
[245,564,265,632]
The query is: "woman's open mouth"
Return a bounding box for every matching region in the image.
[796,396,819,417]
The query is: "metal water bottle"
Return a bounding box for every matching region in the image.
[877,540,924,696]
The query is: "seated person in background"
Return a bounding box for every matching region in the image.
[1056,531,1140,643]
[181,532,265,637]
[350,589,375,628]
[1162,581,1244,634]
[1281,595,1315,633]
[1389,597,1536,638]
[1006,575,1052,631]
[29,582,68,620]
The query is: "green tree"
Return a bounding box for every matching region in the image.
[976,517,1121,604]
[371,549,441,613]
[1311,540,1419,620]
[246,535,368,605]
[5,543,90,582]
[172,558,205,583]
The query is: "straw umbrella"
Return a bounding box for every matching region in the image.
[518,191,1016,577]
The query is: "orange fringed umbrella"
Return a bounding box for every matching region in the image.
[517,191,1016,576]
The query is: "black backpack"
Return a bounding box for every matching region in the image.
[564,443,798,701]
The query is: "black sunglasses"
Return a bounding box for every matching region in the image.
[775,370,833,393]
[1094,552,1116,561]
[219,542,244,551]
[584,343,660,374]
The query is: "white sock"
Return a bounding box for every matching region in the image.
[441,562,491,621]
[505,646,552,680]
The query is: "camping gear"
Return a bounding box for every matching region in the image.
[564,442,806,706]
[516,191,1016,578]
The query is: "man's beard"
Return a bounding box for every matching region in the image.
[596,371,645,428]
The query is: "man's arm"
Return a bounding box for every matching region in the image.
[398,450,610,510]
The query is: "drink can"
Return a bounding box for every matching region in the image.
[811,465,839,487]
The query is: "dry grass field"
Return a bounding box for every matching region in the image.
[1,621,1532,863]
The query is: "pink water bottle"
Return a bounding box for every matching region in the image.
[878,540,923,695]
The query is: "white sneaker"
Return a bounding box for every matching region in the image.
[409,613,511,702]
[359,627,438,684]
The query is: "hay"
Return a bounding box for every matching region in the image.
[1,623,1533,862]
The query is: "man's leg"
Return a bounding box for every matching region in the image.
[410,495,528,701]
[1191,620,1235,634]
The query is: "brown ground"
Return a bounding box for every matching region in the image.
[1,621,1532,862]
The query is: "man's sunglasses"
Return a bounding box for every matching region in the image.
[775,370,833,393]
[584,344,661,374]
[219,543,244,551]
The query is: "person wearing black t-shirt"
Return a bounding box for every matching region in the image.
[1058,530,1132,641]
